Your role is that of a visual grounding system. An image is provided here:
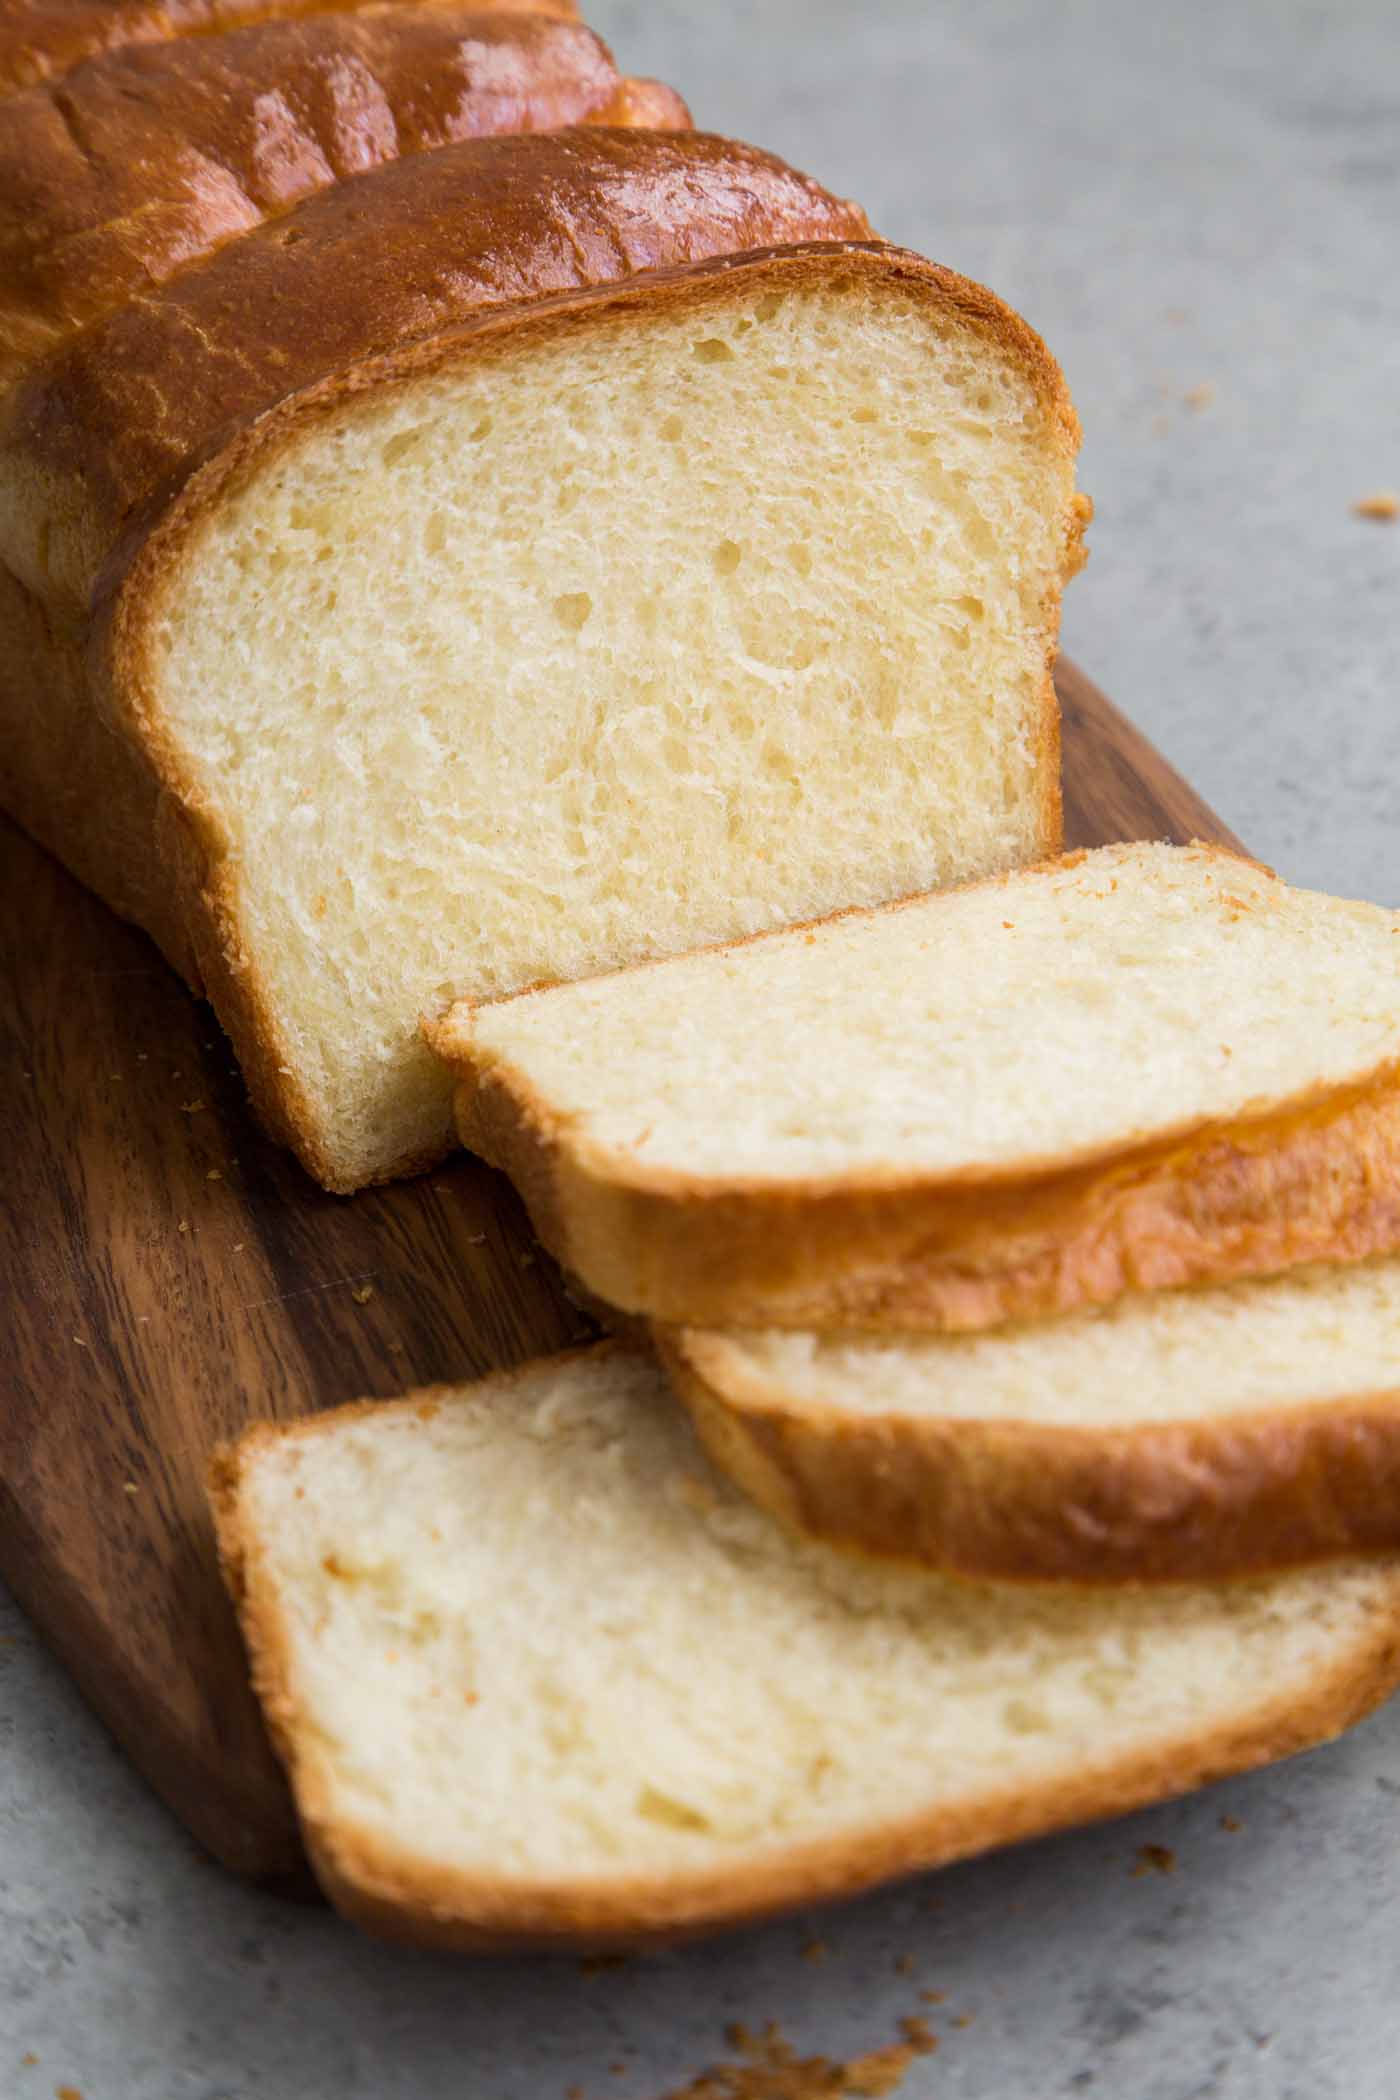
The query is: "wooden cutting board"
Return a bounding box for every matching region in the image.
[0,659,1243,1882]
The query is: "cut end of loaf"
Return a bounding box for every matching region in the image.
[212,1344,1400,1947]
[142,244,1079,1189]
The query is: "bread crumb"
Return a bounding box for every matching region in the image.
[138,1315,149,1324]
[389,1339,406,1354]
[1133,1843,1176,1876]
[660,2011,936,2099]
[801,1936,830,1964]
[56,2087,83,2099]
[232,1243,245,1253]
[1183,382,1215,410]
[179,1098,204,1114]
[206,1168,223,1182]
[467,1233,487,1246]
[351,1284,375,1305]
[1220,1814,1242,1832]
[1354,491,1398,521]
[72,1335,86,1347]
[20,2053,37,2066]
[123,1481,139,1496]
[136,1052,147,1062]
[918,1990,944,2007]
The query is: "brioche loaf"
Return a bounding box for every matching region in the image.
[0,7,688,395]
[432,841,1400,1326]
[1,102,1083,1188]
[661,1257,1400,1584]
[211,1343,1400,1949]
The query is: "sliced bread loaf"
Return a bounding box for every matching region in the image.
[211,1343,1400,1949]
[0,128,1082,1192]
[660,1257,1400,1584]
[432,842,1400,1326]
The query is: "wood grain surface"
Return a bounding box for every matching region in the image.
[0,658,1243,1881]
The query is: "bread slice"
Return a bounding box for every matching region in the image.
[0,131,1083,1192]
[432,842,1400,1327]
[211,1343,1400,1950]
[0,0,579,100]
[0,7,687,395]
[660,1257,1400,1584]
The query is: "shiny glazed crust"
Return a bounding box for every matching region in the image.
[0,125,1079,1188]
[0,9,689,394]
[208,1343,1400,1950]
[0,0,578,99]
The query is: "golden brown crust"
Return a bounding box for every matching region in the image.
[590,76,692,130]
[661,1323,1400,1586]
[0,12,686,396]
[209,1342,1400,1949]
[0,0,578,100]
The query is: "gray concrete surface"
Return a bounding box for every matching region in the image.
[5,3,1399,2093]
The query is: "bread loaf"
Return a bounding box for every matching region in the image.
[211,1343,1400,1948]
[1,104,1083,1188]
[431,842,1400,1326]
[0,7,688,394]
[661,1257,1400,1584]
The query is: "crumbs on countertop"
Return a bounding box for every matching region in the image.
[1133,1844,1177,1877]
[1354,491,1398,521]
[351,1283,375,1305]
[650,2012,939,2100]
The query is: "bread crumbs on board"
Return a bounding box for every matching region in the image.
[1354,491,1398,521]
[1133,1843,1177,1876]
[1220,1814,1243,1833]
[351,1283,375,1304]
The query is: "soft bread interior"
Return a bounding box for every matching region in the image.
[227,1348,1394,1889]
[684,1256,1400,1430]
[454,842,1400,1183]
[153,273,1073,1187]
